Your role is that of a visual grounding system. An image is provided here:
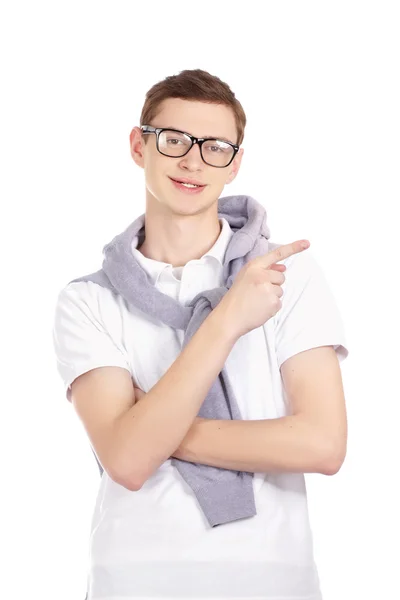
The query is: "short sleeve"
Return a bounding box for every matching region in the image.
[274,249,349,370]
[52,282,132,402]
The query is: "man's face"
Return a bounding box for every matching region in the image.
[130,98,244,215]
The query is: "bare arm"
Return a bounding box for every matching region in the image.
[172,346,347,476]
[172,416,335,475]
[114,309,238,490]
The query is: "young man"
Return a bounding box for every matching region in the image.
[53,69,348,600]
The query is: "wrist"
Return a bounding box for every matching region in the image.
[207,302,239,345]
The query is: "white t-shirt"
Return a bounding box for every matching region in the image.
[52,217,349,600]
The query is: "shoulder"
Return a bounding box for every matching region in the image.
[55,279,118,313]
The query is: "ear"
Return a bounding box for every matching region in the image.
[129,126,145,168]
[226,147,244,184]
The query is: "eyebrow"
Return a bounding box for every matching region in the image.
[164,126,236,145]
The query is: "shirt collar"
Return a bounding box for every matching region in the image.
[130,217,233,285]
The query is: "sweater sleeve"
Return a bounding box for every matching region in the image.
[274,249,349,370]
[52,281,132,402]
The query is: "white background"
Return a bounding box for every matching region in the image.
[1,1,399,599]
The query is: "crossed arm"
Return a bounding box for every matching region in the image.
[171,345,347,476]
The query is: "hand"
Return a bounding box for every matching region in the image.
[215,239,310,339]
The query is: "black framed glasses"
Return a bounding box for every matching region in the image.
[140,125,240,168]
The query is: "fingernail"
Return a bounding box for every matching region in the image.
[301,241,309,249]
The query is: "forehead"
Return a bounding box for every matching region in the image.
[152,98,237,142]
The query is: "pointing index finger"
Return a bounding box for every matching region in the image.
[258,240,310,268]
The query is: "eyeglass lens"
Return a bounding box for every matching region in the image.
[158,130,234,167]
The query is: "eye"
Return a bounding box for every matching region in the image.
[164,131,189,145]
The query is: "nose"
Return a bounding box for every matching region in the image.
[178,142,204,169]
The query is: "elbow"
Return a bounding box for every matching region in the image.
[123,480,143,492]
[114,448,167,491]
[319,441,347,476]
[112,461,146,492]
[115,472,144,491]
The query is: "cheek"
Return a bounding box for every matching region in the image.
[211,174,231,190]
[144,157,166,185]
[144,161,175,199]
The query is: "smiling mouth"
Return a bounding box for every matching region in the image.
[169,177,206,188]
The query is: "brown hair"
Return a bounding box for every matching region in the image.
[139,68,246,146]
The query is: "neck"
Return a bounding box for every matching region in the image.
[137,194,222,268]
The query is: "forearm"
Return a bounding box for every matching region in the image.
[173,415,335,475]
[115,310,238,489]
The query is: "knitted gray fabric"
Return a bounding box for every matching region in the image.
[68,195,272,527]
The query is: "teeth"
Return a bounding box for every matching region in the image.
[180,182,199,188]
